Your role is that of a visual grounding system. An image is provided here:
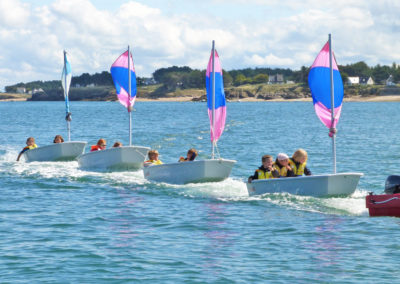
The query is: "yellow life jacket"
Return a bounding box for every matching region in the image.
[273,162,288,177]
[256,168,277,179]
[145,159,163,165]
[289,159,306,176]
[24,144,38,150]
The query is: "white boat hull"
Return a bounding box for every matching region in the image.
[23,141,87,162]
[77,146,150,170]
[246,172,363,197]
[143,159,236,184]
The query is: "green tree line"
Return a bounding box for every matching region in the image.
[5,61,400,93]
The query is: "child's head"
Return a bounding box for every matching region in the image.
[113,141,122,147]
[97,139,106,149]
[292,149,308,163]
[26,137,35,146]
[53,135,64,143]
[187,148,198,161]
[277,152,289,165]
[261,155,273,167]
[148,150,159,160]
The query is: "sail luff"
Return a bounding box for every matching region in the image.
[206,42,226,149]
[110,48,137,146]
[128,45,132,146]
[309,35,343,174]
[211,40,215,159]
[328,34,336,174]
[61,50,72,141]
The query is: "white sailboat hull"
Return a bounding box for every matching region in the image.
[246,172,363,197]
[77,146,150,170]
[23,141,87,162]
[143,159,236,184]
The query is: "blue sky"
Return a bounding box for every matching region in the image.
[0,0,399,90]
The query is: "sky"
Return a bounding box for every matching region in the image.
[0,0,399,90]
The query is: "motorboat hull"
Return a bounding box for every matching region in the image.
[366,193,400,217]
[77,146,150,171]
[143,159,236,184]
[23,141,87,162]
[246,172,363,197]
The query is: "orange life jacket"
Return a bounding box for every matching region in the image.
[90,145,102,152]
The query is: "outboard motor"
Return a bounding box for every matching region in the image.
[385,175,400,194]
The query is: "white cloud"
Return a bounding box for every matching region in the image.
[1,0,400,90]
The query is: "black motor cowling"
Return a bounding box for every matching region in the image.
[385,175,400,194]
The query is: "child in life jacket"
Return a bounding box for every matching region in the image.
[144,150,163,166]
[273,152,295,177]
[112,141,122,147]
[53,135,64,143]
[248,155,279,183]
[17,137,38,161]
[90,139,106,152]
[289,149,312,176]
[179,148,197,162]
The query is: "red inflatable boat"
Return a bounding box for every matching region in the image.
[366,175,400,217]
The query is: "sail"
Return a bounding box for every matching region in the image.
[110,50,136,109]
[61,51,72,114]
[308,41,343,130]
[206,49,226,142]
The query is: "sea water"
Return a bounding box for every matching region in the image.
[1,101,400,283]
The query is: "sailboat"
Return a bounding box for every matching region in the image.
[22,50,87,162]
[77,47,149,170]
[143,41,236,184]
[247,34,363,197]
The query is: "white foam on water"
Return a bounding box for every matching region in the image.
[319,188,370,216]
[164,178,249,199]
[1,146,148,186]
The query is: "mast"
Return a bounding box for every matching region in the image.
[328,34,336,174]
[63,50,71,141]
[128,45,132,146]
[211,40,216,159]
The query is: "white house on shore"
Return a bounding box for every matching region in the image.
[347,77,359,85]
[347,76,374,85]
[360,76,374,85]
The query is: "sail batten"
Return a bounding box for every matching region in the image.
[206,49,226,142]
[110,50,136,109]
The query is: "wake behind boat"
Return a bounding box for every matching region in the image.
[143,41,236,184]
[77,146,149,170]
[246,34,362,197]
[144,159,236,184]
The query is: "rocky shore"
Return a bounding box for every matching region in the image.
[1,84,400,102]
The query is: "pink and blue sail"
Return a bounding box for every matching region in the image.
[206,49,226,142]
[308,41,343,135]
[110,50,136,110]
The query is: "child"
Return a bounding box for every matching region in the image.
[112,141,122,147]
[17,137,38,161]
[289,149,312,176]
[248,155,279,183]
[179,148,198,162]
[273,153,295,177]
[144,150,163,165]
[53,135,64,143]
[90,139,106,152]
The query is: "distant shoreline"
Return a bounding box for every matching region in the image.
[2,94,400,102]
